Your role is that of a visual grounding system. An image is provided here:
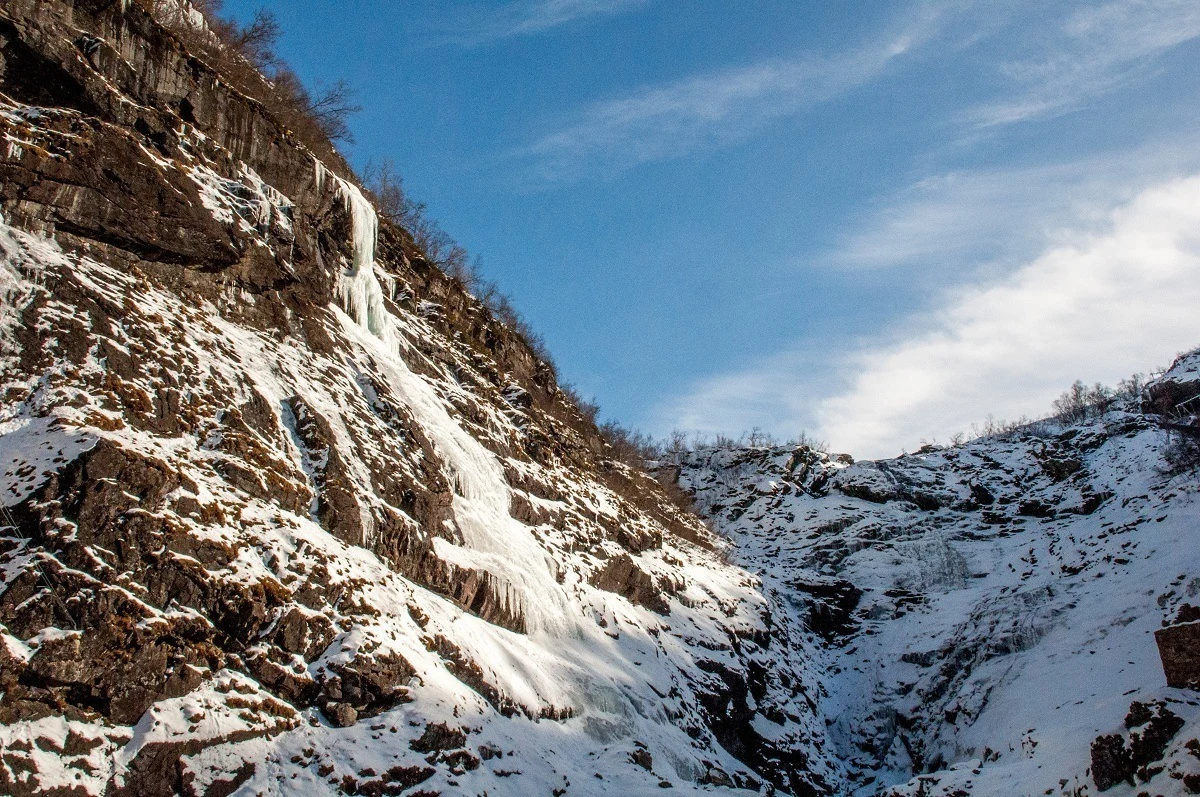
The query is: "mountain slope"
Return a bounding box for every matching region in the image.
[3,3,1198,797]
[0,2,839,795]
[670,351,1200,796]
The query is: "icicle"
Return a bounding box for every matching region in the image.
[326,170,395,350]
[312,158,327,195]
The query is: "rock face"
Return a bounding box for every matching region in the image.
[667,349,1200,797]
[0,1,838,795]
[1156,621,1200,690]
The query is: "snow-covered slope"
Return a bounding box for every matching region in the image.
[0,2,838,795]
[3,3,1198,796]
[670,352,1200,796]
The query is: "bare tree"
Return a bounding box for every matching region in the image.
[305,79,361,143]
[226,10,279,68]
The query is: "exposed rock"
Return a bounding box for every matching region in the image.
[1091,734,1134,791]
[590,553,673,615]
[832,465,899,504]
[1156,621,1200,689]
[787,576,861,642]
[409,722,467,754]
[350,765,436,796]
[325,702,358,728]
[1129,703,1185,771]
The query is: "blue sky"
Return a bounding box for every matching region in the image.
[223,0,1200,457]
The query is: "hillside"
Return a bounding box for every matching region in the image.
[668,351,1200,796]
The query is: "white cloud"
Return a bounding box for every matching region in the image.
[443,0,646,46]
[653,173,1200,459]
[514,0,1200,180]
[831,137,1200,273]
[650,347,844,442]
[966,0,1200,126]
[518,8,941,180]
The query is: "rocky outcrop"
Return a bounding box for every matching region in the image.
[1090,701,1186,791]
[588,553,676,615]
[1156,621,1200,690]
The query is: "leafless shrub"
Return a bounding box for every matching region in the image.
[965,368,1160,445]
[1162,424,1200,473]
[1117,373,1150,402]
[219,9,279,67]
[359,160,407,221]
[557,384,599,425]
[663,429,691,455]
[304,79,360,143]
[1053,380,1116,423]
[744,427,777,448]
[786,430,828,452]
[968,414,1036,441]
[649,428,827,455]
[599,421,658,465]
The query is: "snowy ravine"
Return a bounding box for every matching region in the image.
[0,1,841,795]
[669,351,1200,797]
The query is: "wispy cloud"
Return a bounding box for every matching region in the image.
[511,0,1200,179]
[442,0,646,47]
[831,136,1200,273]
[966,0,1200,126]
[517,7,943,181]
[652,168,1200,459]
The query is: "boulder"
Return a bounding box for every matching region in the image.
[1155,621,1200,689]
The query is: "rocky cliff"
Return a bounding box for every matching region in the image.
[0,2,838,795]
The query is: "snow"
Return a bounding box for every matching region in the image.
[337,314,575,637]
[329,175,396,350]
[5,74,1197,793]
[0,416,97,507]
[0,146,827,794]
[673,375,1200,796]
[187,160,294,239]
[0,714,125,797]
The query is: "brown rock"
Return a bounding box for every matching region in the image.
[1155,621,1200,689]
[1129,703,1184,770]
[272,606,335,661]
[326,702,358,728]
[324,651,415,718]
[590,554,672,615]
[409,722,467,753]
